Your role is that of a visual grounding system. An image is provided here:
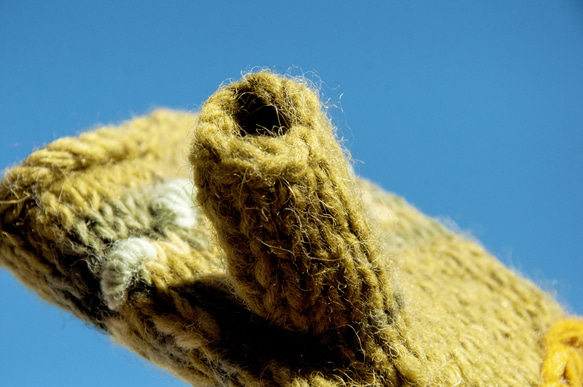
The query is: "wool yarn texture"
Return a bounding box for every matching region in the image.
[0,72,581,386]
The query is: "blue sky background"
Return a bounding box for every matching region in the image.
[1,1,582,386]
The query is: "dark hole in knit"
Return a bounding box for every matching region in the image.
[234,91,290,137]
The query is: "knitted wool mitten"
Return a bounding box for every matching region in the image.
[0,72,581,386]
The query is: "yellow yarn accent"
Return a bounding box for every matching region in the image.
[541,319,583,387]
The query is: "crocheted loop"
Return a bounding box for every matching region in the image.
[541,318,583,387]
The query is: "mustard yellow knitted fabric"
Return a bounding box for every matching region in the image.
[0,72,577,386]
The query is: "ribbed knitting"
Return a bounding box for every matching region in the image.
[0,72,578,386]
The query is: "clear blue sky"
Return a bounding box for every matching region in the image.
[1,1,582,386]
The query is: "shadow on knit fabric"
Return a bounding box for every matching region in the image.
[147,277,345,376]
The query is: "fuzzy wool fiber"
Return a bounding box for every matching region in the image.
[0,72,581,386]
